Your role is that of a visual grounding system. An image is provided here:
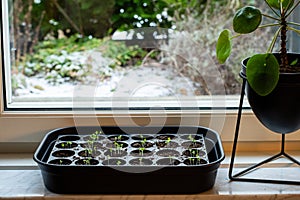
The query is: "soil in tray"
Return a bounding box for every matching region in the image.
[156,158,180,165]
[156,141,179,148]
[182,149,206,157]
[181,141,204,149]
[131,141,154,148]
[104,149,127,157]
[102,158,126,165]
[129,158,153,165]
[75,158,99,165]
[180,134,202,140]
[80,142,106,151]
[82,135,105,141]
[59,135,81,141]
[183,158,208,165]
[156,149,180,157]
[55,142,78,149]
[78,149,101,157]
[49,158,72,165]
[131,134,154,140]
[107,135,129,141]
[106,141,128,149]
[52,150,75,157]
[156,134,176,140]
[130,149,153,157]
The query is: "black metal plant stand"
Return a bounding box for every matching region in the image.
[229,78,300,185]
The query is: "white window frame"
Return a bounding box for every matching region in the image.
[1,1,300,153]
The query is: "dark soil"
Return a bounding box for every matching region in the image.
[105,141,128,149]
[75,158,99,165]
[182,149,206,157]
[80,142,106,151]
[156,149,180,157]
[156,134,176,140]
[131,141,154,148]
[78,149,101,157]
[181,141,203,149]
[55,142,78,149]
[59,135,81,141]
[49,159,72,165]
[102,158,126,166]
[52,150,75,157]
[180,134,202,140]
[107,135,129,141]
[104,149,127,157]
[130,149,153,157]
[131,135,154,140]
[156,141,179,148]
[156,158,180,166]
[129,158,153,165]
[183,158,207,165]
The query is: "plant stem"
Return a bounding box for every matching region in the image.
[280,11,289,69]
[288,22,300,27]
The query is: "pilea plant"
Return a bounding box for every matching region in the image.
[217,0,300,96]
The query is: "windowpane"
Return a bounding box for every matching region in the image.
[2,0,293,110]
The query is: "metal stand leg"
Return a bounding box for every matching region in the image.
[228,79,300,185]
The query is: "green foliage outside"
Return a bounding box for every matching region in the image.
[22,35,101,83]
[12,0,246,94]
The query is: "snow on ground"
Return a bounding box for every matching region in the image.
[13,51,197,99]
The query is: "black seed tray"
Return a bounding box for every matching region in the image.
[34,126,224,194]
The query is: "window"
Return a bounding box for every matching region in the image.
[2,0,252,111]
[1,1,300,151]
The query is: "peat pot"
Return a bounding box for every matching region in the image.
[34,126,225,194]
[241,53,300,134]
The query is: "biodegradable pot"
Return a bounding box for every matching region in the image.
[241,53,300,134]
[33,126,224,194]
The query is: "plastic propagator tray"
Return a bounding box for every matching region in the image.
[34,126,224,194]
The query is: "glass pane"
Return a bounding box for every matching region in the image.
[3,0,276,109]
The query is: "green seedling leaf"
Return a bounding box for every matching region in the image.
[290,58,298,66]
[246,54,279,96]
[266,0,294,10]
[233,6,262,34]
[216,29,232,64]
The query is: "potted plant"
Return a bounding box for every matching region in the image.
[216,0,300,134]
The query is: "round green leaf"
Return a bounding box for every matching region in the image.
[266,0,294,10]
[246,54,280,96]
[233,6,262,34]
[216,29,232,64]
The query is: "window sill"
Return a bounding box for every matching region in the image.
[1,153,300,199]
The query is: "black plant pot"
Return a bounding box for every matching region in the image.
[240,53,300,134]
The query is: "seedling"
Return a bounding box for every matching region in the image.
[141,138,147,148]
[165,137,171,147]
[188,134,197,144]
[113,141,123,155]
[61,141,73,148]
[116,160,122,166]
[139,147,145,156]
[83,158,91,165]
